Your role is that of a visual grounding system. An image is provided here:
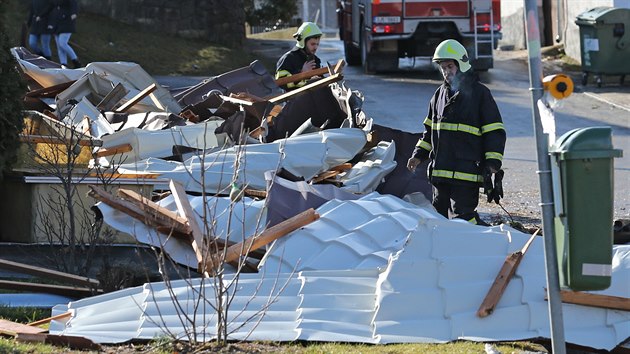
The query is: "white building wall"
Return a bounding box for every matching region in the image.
[297,0,339,34]
[500,0,629,63]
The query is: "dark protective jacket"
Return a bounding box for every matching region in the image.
[48,0,78,34]
[28,0,54,35]
[275,46,321,91]
[412,71,506,186]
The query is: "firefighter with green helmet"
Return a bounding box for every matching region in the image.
[275,22,323,91]
[407,39,506,226]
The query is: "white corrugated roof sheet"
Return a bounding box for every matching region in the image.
[51,194,630,350]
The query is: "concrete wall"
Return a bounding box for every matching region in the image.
[499,0,543,50]
[564,0,628,62]
[500,0,629,64]
[298,0,339,34]
[76,0,246,47]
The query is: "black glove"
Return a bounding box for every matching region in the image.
[484,169,504,204]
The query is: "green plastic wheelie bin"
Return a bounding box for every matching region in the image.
[549,127,623,291]
[575,7,630,87]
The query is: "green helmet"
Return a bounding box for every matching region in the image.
[293,22,323,48]
[433,39,472,73]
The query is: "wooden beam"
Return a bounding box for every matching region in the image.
[180,109,199,123]
[0,280,101,298]
[19,134,102,147]
[333,59,346,74]
[329,163,353,172]
[94,143,133,158]
[243,188,267,199]
[219,95,254,106]
[114,83,158,113]
[265,104,283,126]
[311,170,341,184]
[204,208,319,273]
[477,230,540,318]
[28,312,72,327]
[169,180,207,274]
[545,290,630,311]
[24,80,76,98]
[81,115,91,136]
[0,259,99,288]
[88,185,192,238]
[96,83,129,111]
[116,188,191,232]
[274,66,330,87]
[42,109,59,121]
[268,73,343,105]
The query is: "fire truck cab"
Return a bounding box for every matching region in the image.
[337,0,502,73]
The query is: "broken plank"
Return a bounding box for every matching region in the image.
[0,319,47,337]
[114,83,158,113]
[169,180,207,273]
[117,188,191,232]
[268,73,343,105]
[244,188,267,199]
[180,109,200,123]
[88,185,192,238]
[0,259,99,288]
[333,59,346,74]
[24,80,77,98]
[28,312,72,327]
[311,170,341,184]
[545,290,630,311]
[19,134,103,147]
[96,83,129,111]
[219,95,254,106]
[94,143,133,158]
[0,280,101,298]
[81,115,91,136]
[42,109,59,121]
[477,231,540,318]
[274,66,330,87]
[329,163,353,172]
[204,208,319,273]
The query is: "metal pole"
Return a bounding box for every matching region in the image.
[523,0,566,353]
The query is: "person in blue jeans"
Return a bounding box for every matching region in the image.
[27,0,54,59]
[49,0,81,68]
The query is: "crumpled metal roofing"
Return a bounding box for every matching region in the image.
[115,128,371,193]
[50,194,630,350]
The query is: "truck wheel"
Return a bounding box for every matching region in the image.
[360,30,374,74]
[344,42,361,66]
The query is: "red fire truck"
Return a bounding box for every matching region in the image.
[337,0,502,73]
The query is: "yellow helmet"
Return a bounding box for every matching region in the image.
[433,39,472,73]
[293,22,323,48]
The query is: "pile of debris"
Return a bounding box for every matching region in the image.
[7,48,630,352]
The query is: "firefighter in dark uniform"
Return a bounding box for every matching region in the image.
[407,39,506,225]
[275,22,323,91]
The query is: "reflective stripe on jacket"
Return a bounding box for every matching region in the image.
[412,72,506,186]
[275,46,321,91]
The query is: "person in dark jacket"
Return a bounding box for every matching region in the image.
[27,0,54,59]
[49,0,81,68]
[275,22,323,91]
[407,39,506,226]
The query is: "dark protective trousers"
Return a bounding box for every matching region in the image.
[432,182,485,225]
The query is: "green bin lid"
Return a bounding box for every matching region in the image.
[575,7,630,25]
[550,126,624,160]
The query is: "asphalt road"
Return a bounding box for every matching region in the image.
[310,38,630,226]
[157,37,630,226]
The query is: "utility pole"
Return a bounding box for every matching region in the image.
[523,0,567,353]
